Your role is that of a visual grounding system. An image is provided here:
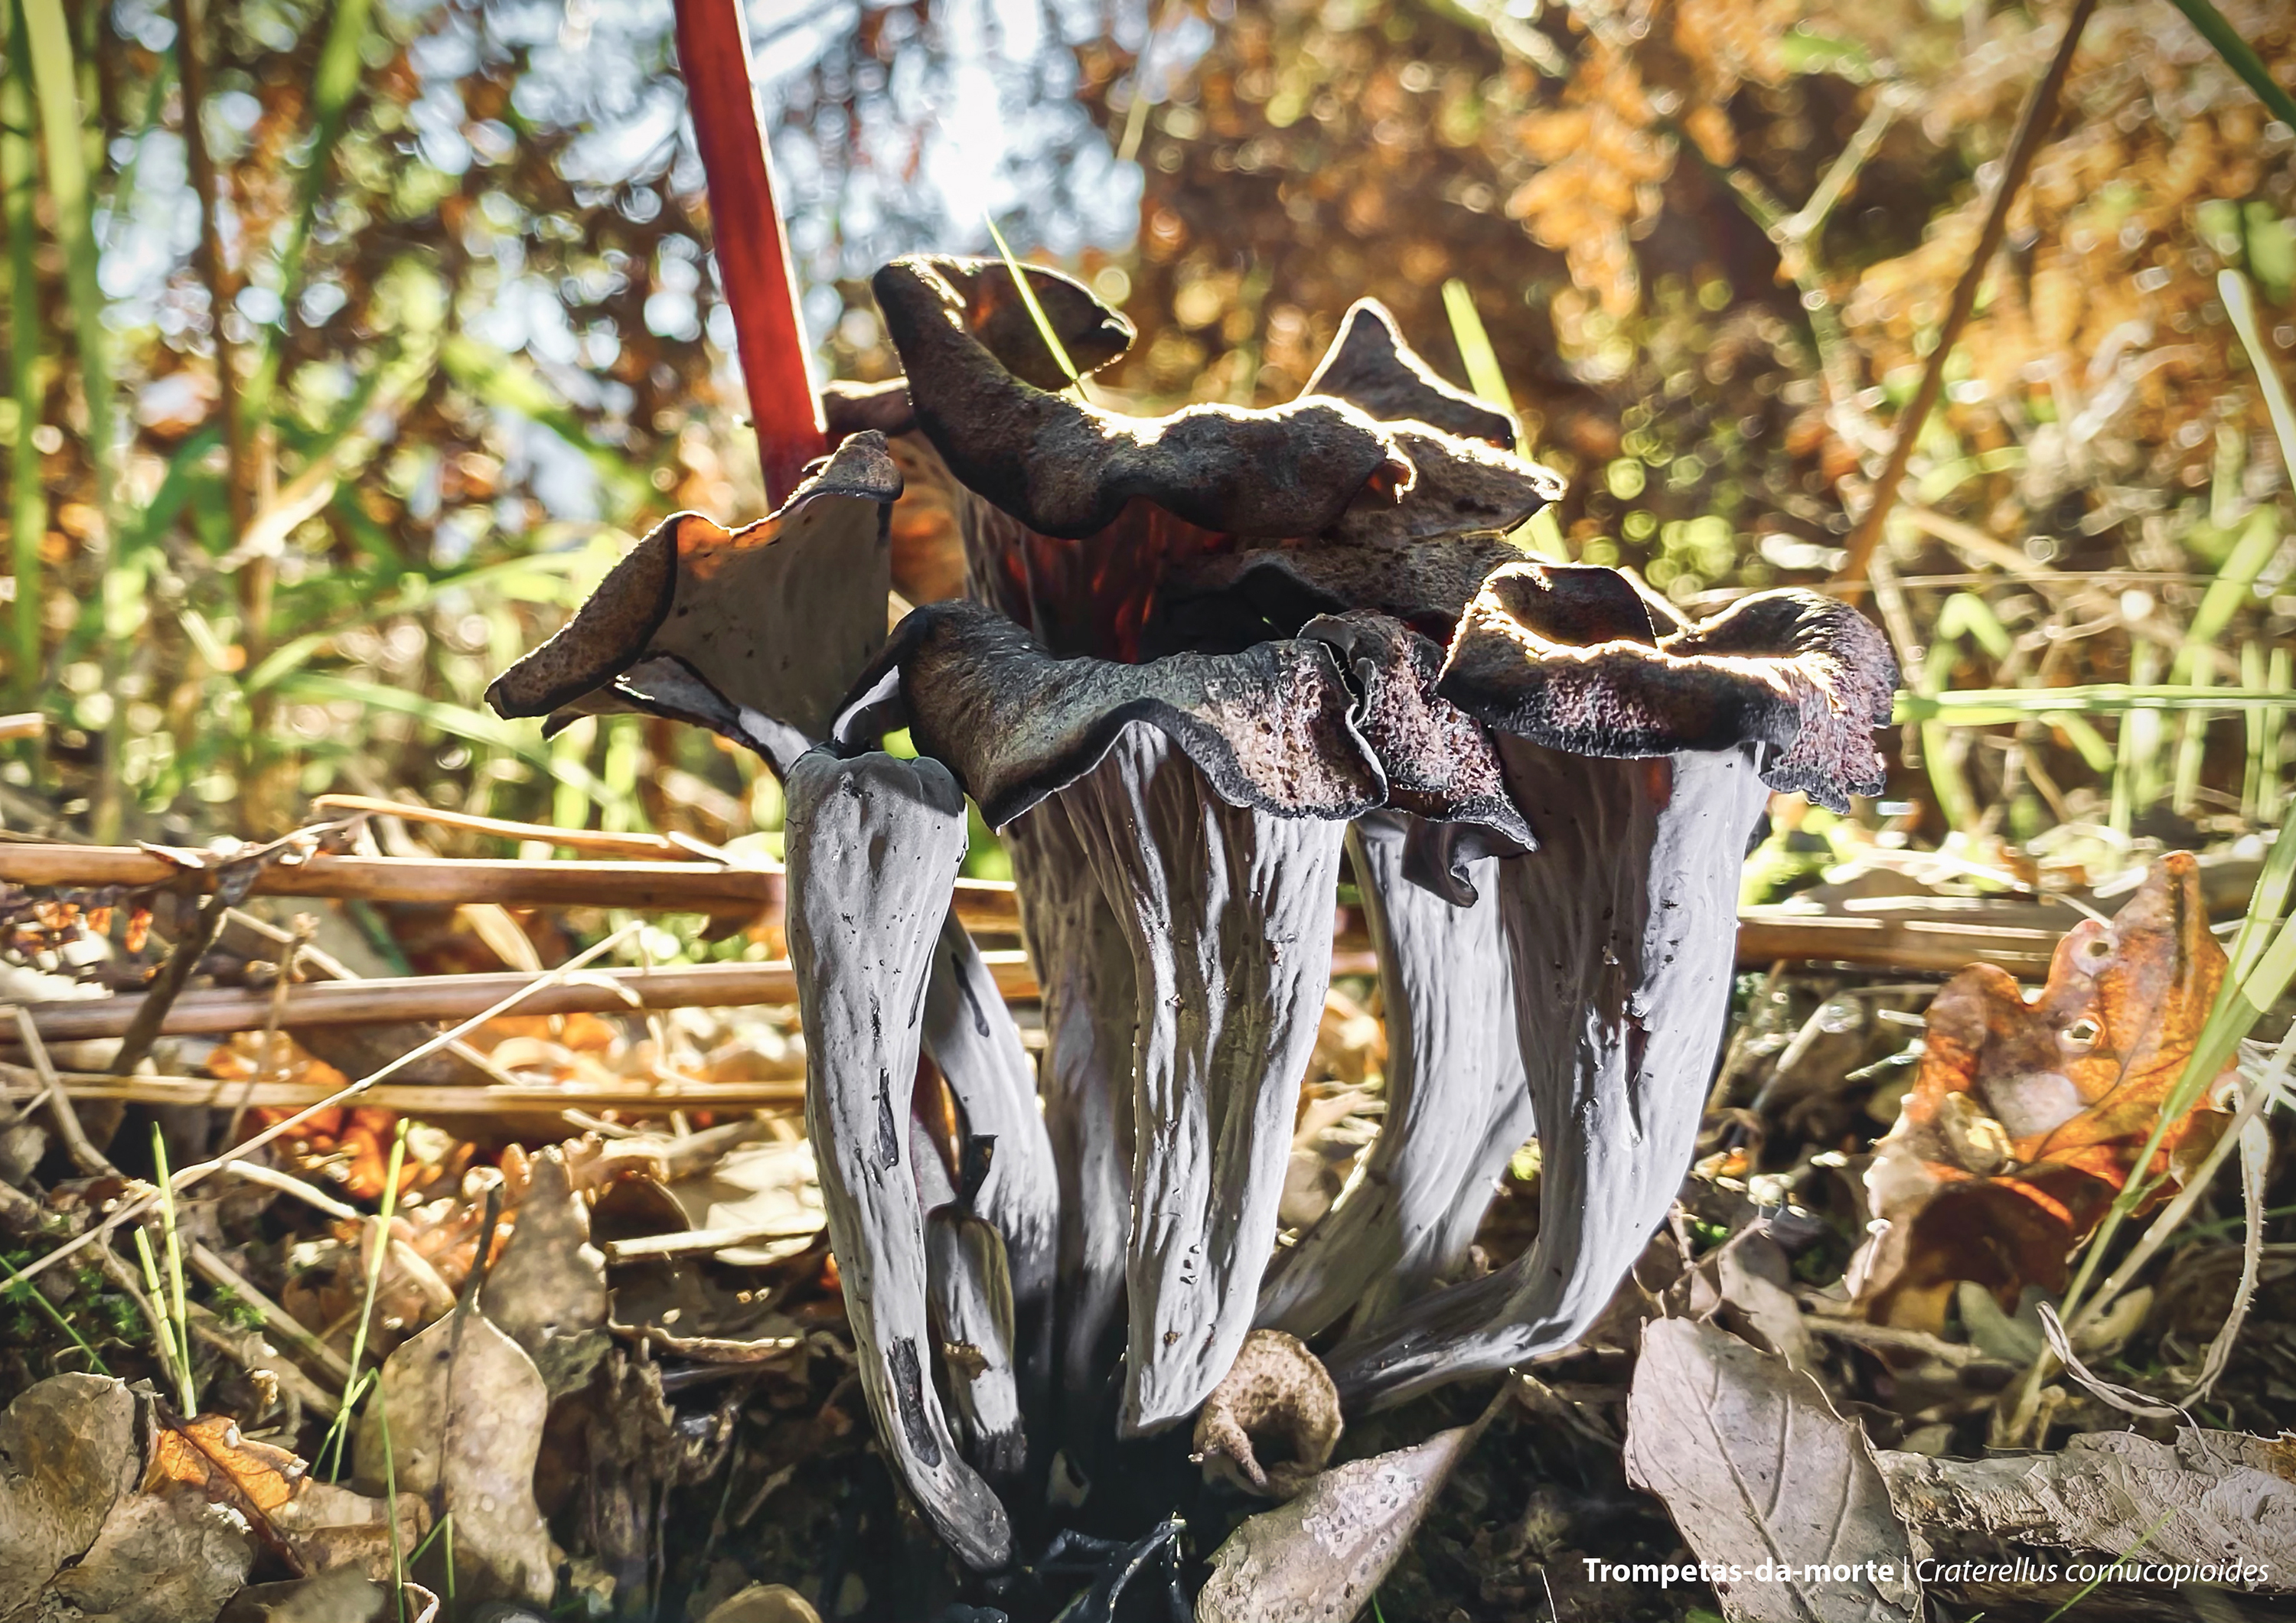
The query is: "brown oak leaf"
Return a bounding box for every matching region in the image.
[1853,852,2232,1331]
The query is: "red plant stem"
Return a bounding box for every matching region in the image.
[671,0,827,506]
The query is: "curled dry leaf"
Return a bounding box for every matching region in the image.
[1877,1428,2296,1587]
[354,1310,554,1607]
[150,1411,426,1581]
[0,1374,144,1615]
[1623,1318,1920,1623]
[42,1484,253,1623]
[1191,1328,1343,1500]
[1853,853,2233,1331]
[1195,1403,1495,1623]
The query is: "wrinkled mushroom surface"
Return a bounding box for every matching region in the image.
[1256,812,1531,1340]
[1327,742,1771,1407]
[783,749,1010,1568]
[487,432,899,754]
[872,255,1561,663]
[1003,803,1140,1438]
[1059,730,1346,1435]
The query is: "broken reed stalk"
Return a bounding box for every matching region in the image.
[306,794,717,861]
[11,1004,109,1172]
[0,844,791,917]
[0,923,642,1291]
[1834,0,2099,595]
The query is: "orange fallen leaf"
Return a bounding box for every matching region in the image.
[148,1411,426,1579]
[1852,852,2233,1332]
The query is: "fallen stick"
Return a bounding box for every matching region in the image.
[5,1067,808,1116]
[8,957,1031,1043]
[0,842,1020,930]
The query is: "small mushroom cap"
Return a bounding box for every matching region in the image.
[1192,1329,1344,1501]
[1439,561,1899,813]
[484,432,900,754]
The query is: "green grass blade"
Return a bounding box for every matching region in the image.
[1440,278,1567,561]
[321,1119,409,1480]
[1,1251,111,1374]
[2166,0,2296,131]
[2,4,44,704]
[983,213,1084,395]
[1897,685,2296,722]
[149,1126,194,1413]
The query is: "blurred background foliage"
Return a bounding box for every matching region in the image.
[0,0,2291,882]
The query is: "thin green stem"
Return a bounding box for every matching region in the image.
[0,1251,111,1374]
[2,0,45,706]
[321,1117,410,1480]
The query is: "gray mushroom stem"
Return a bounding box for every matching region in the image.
[923,912,1059,1399]
[784,748,1012,1569]
[1004,803,1140,1438]
[1325,741,1771,1408]
[1255,811,1532,1339]
[926,1138,1026,1480]
[1058,729,1345,1436]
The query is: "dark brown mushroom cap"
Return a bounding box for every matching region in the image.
[844,598,1532,852]
[876,253,1411,544]
[873,256,1567,664]
[484,431,899,748]
[1300,612,1529,852]
[1438,561,1899,813]
[853,598,1384,826]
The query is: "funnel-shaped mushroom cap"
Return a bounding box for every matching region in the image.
[843,598,1530,859]
[1440,561,1898,812]
[1324,578,1897,1407]
[484,432,900,764]
[872,257,1564,662]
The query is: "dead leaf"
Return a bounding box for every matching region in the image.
[1878,1428,2296,1586]
[0,1374,143,1615]
[149,1411,426,1580]
[1853,854,2232,1331]
[1195,1406,1492,1623]
[661,1137,825,1265]
[354,1309,554,1606]
[481,1145,608,1396]
[1711,1234,1813,1374]
[217,1568,439,1623]
[41,1486,253,1623]
[1623,1318,1920,1623]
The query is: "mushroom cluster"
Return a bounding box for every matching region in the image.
[488,257,1898,1573]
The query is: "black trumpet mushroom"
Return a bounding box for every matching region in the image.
[487,255,1899,1584]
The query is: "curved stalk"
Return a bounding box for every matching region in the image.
[1059,730,1345,1435]
[1328,742,1769,1408]
[784,748,1011,1569]
[1257,812,1531,1338]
